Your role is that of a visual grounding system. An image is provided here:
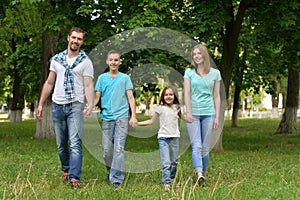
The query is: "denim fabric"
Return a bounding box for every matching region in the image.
[102,118,128,183]
[186,115,214,174]
[52,102,84,181]
[158,137,179,185]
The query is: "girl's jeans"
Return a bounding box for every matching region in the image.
[158,137,179,185]
[102,118,128,183]
[186,115,215,174]
[52,102,84,181]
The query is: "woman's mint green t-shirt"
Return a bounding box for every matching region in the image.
[184,68,221,115]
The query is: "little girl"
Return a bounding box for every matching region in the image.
[138,86,191,191]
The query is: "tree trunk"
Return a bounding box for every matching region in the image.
[213,0,249,152]
[276,108,297,134]
[226,86,232,117]
[10,39,23,123]
[219,0,248,97]
[9,110,22,123]
[35,99,54,139]
[211,81,227,152]
[271,81,280,118]
[281,91,286,110]
[35,26,59,139]
[231,48,247,127]
[232,83,241,127]
[29,102,35,118]
[276,65,299,134]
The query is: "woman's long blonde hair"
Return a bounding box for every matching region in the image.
[190,44,210,70]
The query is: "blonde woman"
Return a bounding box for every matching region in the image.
[184,44,221,186]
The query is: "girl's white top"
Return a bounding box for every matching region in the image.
[155,104,181,138]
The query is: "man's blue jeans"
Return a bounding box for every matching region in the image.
[102,118,128,183]
[186,115,214,174]
[158,137,179,185]
[52,102,84,181]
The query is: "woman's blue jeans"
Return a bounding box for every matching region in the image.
[158,137,179,185]
[186,115,214,174]
[52,102,84,181]
[102,118,128,183]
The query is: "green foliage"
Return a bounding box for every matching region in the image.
[0,0,42,108]
[0,0,107,108]
[115,0,184,29]
[183,0,226,45]
[0,0,10,18]
[0,76,13,104]
[228,0,300,110]
[0,0,300,126]
[255,0,300,67]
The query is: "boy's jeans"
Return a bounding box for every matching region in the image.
[102,118,128,183]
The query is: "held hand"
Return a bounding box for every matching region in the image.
[129,116,138,127]
[186,113,194,123]
[83,106,93,118]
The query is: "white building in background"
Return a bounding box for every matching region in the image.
[225,92,284,119]
[262,93,283,110]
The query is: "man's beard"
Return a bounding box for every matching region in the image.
[70,43,79,52]
[70,46,78,52]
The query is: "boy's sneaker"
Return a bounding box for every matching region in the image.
[164,183,171,191]
[70,179,80,189]
[113,182,121,188]
[62,171,68,181]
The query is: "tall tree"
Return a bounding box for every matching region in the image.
[254,0,300,134]
[275,3,300,134]
[0,1,41,122]
[276,65,299,134]
[231,48,247,127]
[35,0,59,138]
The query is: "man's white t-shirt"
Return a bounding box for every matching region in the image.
[50,56,94,104]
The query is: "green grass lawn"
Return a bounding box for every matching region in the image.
[0,116,299,199]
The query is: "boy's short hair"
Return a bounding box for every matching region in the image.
[106,50,121,58]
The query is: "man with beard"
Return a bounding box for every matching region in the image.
[37,27,94,189]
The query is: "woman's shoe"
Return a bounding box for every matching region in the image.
[197,175,205,187]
